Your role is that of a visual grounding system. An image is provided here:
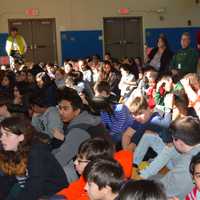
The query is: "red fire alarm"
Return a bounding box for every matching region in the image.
[118,7,129,15]
[25,8,39,16]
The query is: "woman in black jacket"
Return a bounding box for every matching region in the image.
[0,116,68,200]
[147,35,173,73]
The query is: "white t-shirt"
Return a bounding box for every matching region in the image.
[12,38,19,50]
[119,73,135,96]
[149,52,162,71]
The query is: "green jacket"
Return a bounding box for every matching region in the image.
[171,47,198,75]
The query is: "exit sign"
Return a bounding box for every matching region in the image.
[25,8,39,16]
[118,7,129,15]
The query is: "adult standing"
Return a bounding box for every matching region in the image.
[5,27,27,70]
[171,32,198,75]
[147,35,173,73]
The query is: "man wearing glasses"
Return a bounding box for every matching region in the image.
[160,116,200,199]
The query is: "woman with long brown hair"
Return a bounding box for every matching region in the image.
[147,35,173,73]
[0,116,68,200]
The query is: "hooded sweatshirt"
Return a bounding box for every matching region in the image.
[53,111,102,182]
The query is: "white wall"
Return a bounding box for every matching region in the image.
[0,0,200,63]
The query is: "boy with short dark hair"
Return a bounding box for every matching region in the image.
[74,138,114,175]
[55,138,114,200]
[94,80,117,102]
[56,138,132,200]
[94,81,111,97]
[54,88,112,182]
[83,158,124,200]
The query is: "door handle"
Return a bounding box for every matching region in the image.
[37,45,47,48]
[28,45,33,50]
[34,44,37,49]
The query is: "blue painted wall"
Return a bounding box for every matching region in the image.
[145,27,200,53]
[0,33,8,56]
[61,30,103,63]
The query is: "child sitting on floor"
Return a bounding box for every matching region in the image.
[185,152,200,200]
[53,138,132,200]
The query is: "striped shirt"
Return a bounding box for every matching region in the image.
[100,104,133,139]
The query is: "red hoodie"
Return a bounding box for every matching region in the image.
[57,150,133,200]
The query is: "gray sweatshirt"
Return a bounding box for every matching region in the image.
[160,144,200,199]
[53,111,101,182]
[32,106,64,138]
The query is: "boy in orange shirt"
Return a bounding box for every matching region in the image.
[53,138,133,200]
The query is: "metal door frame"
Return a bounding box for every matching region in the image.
[8,18,58,63]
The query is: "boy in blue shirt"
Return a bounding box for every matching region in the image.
[122,95,172,151]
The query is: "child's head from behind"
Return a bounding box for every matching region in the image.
[74,138,114,175]
[128,96,151,124]
[94,81,111,97]
[170,116,200,153]
[172,90,189,120]
[119,180,167,200]
[83,158,124,200]
[190,152,200,191]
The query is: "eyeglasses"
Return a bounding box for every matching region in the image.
[194,172,200,179]
[75,157,90,164]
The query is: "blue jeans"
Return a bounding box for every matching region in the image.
[134,133,180,178]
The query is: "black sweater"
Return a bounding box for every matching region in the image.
[0,143,68,200]
[148,47,173,73]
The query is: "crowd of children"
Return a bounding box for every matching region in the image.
[0,32,200,200]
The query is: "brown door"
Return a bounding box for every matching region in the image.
[8,19,57,63]
[103,17,143,60]
[123,18,143,58]
[104,18,124,59]
[32,19,56,63]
